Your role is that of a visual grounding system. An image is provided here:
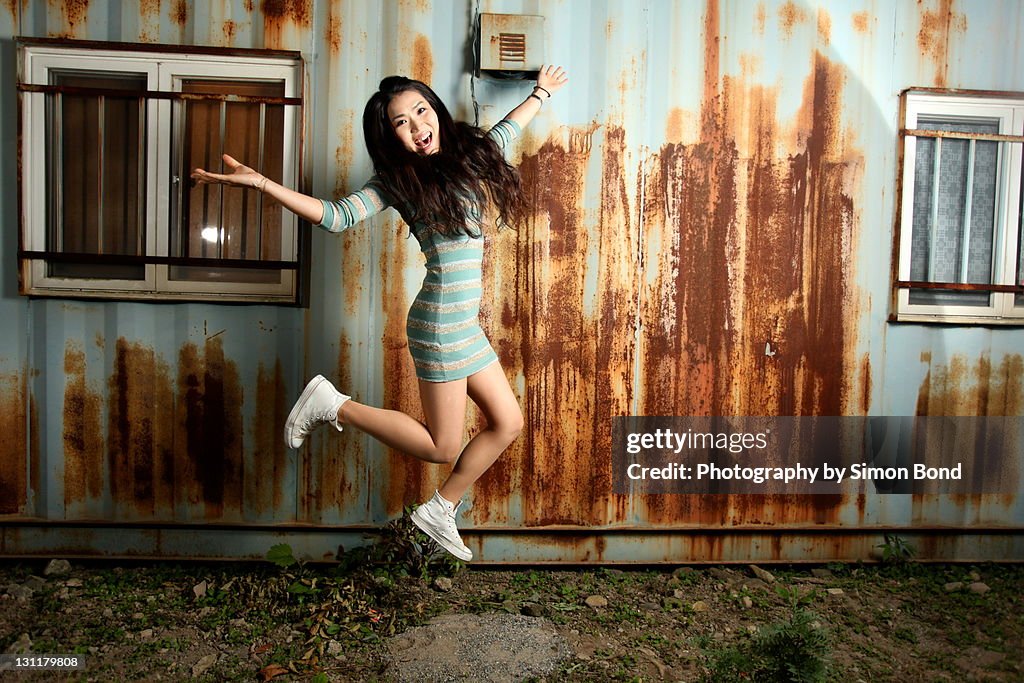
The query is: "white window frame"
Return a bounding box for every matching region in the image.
[894,90,1024,324]
[17,39,305,304]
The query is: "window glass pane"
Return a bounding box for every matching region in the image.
[909,116,1000,307]
[48,71,146,280]
[174,79,285,284]
[1017,170,1023,309]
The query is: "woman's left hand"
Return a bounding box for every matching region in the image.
[536,65,569,98]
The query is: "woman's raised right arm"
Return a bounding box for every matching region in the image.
[191,154,325,225]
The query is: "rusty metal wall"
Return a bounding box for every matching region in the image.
[1,0,1022,563]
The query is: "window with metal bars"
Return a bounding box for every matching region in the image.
[894,90,1024,324]
[17,38,306,304]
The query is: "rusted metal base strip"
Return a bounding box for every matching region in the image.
[18,251,300,270]
[895,280,1024,294]
[1,525,1021,564]
[902,128,1024,144]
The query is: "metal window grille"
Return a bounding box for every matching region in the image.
[19,81,302,275]
[897,124,1024,301]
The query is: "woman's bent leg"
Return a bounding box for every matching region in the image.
[439,361,524,503]
[336,378,468,464]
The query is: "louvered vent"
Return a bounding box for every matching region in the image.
[498,33,527,64]
[479,14,544,73]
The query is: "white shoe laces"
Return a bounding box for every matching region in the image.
[299,410,334,434]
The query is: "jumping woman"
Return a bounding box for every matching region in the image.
[191,66,569,561]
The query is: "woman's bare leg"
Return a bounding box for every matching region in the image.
[438,361,523,503]
[334,362,521,503]
[336,379,468,464]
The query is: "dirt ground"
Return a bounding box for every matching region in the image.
[0,540,1021,682]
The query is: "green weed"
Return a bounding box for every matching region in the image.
[877,534,915,565]
[701,609,831,683]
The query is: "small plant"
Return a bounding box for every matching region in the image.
[267,543,299,569]
[877,534,915,565]
[336,507,463,582]
[701,609,831,683]
[893,626,919,643]
[557,583,579,601]
[775,584,820,609]
[671,567,702,587]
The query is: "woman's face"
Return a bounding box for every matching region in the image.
[387,89,441,155]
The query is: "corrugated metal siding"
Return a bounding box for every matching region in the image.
[0,0,1021,562]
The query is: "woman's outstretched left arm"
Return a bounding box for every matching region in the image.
[504,65,569,130]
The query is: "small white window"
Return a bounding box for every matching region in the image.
[17,38,306,304]
[893,90,1024,324]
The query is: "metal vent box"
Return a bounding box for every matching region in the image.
[479,13,545,73]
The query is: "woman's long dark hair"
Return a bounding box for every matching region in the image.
[363,76,527,236]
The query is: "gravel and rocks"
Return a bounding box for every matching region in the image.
[386,613,570,683]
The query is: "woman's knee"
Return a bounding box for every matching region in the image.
[430,439,463,464]
[496,409,524,444]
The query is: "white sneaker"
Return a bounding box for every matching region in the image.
[411,491,473,561]
[283,375,350,449]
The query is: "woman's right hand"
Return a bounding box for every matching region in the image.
[191,153,327,225]
[191,154,267,190]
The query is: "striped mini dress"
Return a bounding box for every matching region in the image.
[317,119,521,382]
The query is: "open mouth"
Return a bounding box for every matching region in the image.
[414,131,434,152]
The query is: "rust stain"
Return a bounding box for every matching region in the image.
[223,20,238,44]
[701,0,721,138]
[400,0,430,13]
[493,118,626,527]
[509,130,591,525]
[915,353,1021,496]
[261,0,311,26]
[378,218,426,516]
[917,353,1022,417]
[665,107,684,144]
[817,8,831,45]
[326,7,342,55]
[484,0,870,530]
[0,371,29,515]
[107,339,175,520]
[917,0,968,88]
[335,117,363,317]
[60,0,89,30]
[251,361,288,515]
[63,343,103,507]
[411,34,434,85]
[851,10,870,34]
[139,0,160,18]
[29,382,39,513]
[244,0,254,13]
[171,0,187,26]
[333,113,355,200]
[4,0,20,22]
[778,0,808,38]
[636,0,863,527]
[299,332,362,523]
[592,125,639,523]
[324,332,363,518]
[175,337,244,520]
[262,0,312,48]
[340,245,366,318]
[755,2,766,34]
[860,354,872,415]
